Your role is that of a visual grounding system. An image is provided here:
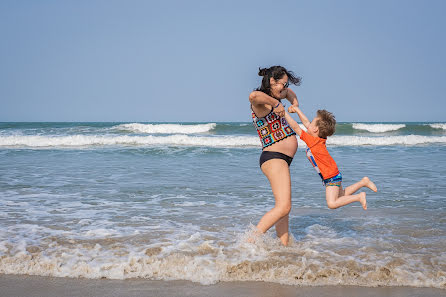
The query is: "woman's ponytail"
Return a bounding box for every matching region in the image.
[258,67,269,77]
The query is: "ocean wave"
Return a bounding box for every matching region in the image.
[327,135,446,146]
[0,134,259,148]
[352,123,406,133]
[0,227,444,288]
[113,123,217,134]
[1,134,446,148]
[429,123,446,130]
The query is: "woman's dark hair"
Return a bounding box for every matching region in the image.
[256,65,301,97]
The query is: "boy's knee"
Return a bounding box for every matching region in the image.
[326,201,337,209]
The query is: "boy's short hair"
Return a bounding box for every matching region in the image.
[316,110,336,138]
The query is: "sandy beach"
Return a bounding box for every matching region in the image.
[1,274,445,297]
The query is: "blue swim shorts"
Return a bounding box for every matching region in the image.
[323,172,342,187]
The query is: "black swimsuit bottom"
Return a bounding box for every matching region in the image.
[259,151,293,167]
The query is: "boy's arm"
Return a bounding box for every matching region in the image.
[294,106,311,129]
[284,112,303,136]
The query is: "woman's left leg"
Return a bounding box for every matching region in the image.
[275,214,289,245]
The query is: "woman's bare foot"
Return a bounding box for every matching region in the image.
[362,176,377,192]
[246,228,262,244]
[359,192,367,210]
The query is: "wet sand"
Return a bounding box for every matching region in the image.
[1,274,445,297]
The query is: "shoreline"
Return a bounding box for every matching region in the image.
[1,274,445,297]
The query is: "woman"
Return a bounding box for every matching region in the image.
[249,65,301,246]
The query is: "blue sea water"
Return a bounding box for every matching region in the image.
[0,121,445,288]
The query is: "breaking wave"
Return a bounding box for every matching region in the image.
[352,123,406,133]
[1,134,445,148]
[113,123,217,134]
[429,123,446,130]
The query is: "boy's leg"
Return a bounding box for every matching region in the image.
[326,186,367,210]
[344,176,377,196]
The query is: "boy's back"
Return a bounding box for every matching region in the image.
[300,130,339,180]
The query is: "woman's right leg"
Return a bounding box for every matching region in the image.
[256,159,292,245]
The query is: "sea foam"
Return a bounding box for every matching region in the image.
[0,135,259,148]
[1,226,445,288]
[113,123,217,134]
[429,123,446,130]
[352,123,406,133]
[327,135,446,146]
[1,134,446,148]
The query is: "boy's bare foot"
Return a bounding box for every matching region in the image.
[362,176,377,192]
[359,192,367,210]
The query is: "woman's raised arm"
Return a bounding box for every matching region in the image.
[285,89,299,108]
[249,91,280,107]
[249,91,284,117]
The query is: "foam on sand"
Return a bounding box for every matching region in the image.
[0,226,445,288]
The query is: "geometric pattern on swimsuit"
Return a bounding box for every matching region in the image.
[252,108,296,149]
[323,172,342,187]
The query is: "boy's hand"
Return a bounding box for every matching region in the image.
[274,102,285,118]
[288,106,297,113]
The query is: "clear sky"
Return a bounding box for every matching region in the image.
[1,0,445,122]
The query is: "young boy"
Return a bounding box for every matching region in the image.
[285,106,377,210]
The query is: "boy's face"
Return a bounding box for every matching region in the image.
[308,117,320,137]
